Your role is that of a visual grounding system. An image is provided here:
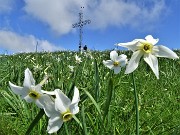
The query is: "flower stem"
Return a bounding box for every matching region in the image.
[132,72,139,135]
[39,75,49,86]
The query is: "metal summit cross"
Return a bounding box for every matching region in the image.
[72,7,91,49]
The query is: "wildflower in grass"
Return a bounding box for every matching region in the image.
[33,64,42,72]
[103,50,127,74]
[56,57,61,62]
[117,35,179,79]
[68,65,74,72]
[46,87,80,134]
[84,51,93,59]
[75,54,82,63]
[9,68,50,108]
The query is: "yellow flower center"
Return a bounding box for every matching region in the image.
[62,110,73,122]
[29,90,41,99]
[140,42,153,53]
[113,61,119,67]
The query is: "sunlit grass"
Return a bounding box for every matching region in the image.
[0,50,180,135]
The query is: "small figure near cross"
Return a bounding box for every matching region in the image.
[83,45,87,51]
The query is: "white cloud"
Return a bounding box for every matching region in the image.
[24,0,88,35]
[23,0,167,35]
[0,0,14,13]
[87,0,167,30]
[0,30,64,53]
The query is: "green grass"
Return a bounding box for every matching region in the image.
[0,50,180,135]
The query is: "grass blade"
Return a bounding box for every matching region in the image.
[72,115,82,129]
[81,104,88,135]
[103,78,113,120]
[83,89,101,116]
[94,58,100,102]
[25,109,45,135]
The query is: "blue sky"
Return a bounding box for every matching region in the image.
[0,0,179,54]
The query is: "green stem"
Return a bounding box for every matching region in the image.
[132,72,139,135]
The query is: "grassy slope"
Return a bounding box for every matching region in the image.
[0,50,180,135]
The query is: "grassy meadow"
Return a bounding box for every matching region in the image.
[0,50,180,135]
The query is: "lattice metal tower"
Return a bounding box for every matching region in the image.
[72,7,91,48]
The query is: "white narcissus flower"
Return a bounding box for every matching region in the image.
[68,65,74,72]
[75,54,82,63]
[117,35,179,79]
[33,64,42,72]
[9,68,50,108]
[46,86,80,134]
[103,50,127,74]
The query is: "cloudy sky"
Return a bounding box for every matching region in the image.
[0,0,179,54]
